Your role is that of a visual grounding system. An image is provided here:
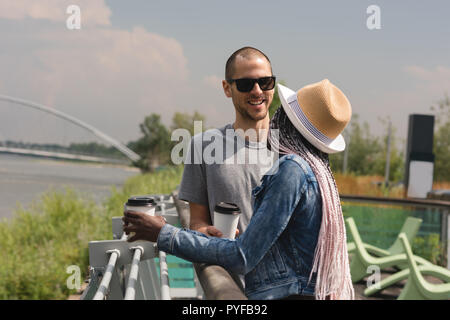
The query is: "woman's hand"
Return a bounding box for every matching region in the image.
[122,210,167,242]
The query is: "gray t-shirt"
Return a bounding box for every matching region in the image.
[178,123,276,232]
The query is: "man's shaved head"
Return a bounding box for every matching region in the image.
[225,47,272,80]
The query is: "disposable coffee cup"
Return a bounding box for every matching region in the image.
[125,196,156,215]
[213,202,241,239]
[124,196,156,238]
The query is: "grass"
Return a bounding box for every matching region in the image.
[104,166,183,219]
[335,173,404,197]
[433,181,450,190]
[335,173,450,198]
[0,189,108,299]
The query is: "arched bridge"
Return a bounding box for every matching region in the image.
[0,94,140,163]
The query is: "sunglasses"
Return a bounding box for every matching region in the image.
[227,76,276,92]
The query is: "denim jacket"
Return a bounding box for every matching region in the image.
[157,154,323,300]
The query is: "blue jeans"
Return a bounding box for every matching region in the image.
[158,154,323,299]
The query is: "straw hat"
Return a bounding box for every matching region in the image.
[277,79,352,154]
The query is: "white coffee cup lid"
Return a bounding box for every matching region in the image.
[214,202,241,215]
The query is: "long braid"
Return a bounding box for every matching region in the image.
[268,107,354,300]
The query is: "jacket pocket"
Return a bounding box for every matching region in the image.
[270,243,287,275]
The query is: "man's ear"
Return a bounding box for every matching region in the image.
[222,80,232,98]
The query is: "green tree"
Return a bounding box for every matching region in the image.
[329,114,383,175]
[128,113,171,172]
[170,110,206,136]
[430,94,450,181]
[68,142,126,159]
[371,117,405,182]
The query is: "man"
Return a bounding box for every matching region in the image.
[178,46,276,238]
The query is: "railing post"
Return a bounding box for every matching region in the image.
[93,249,120,300]
[80,267,102,300]
[159,250,171,300]
[445,209,449,270]
[138,259,161,300]
[124,246,144,300]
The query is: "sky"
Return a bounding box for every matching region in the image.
[0,0,449,149]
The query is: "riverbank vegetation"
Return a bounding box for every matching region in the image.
[0,166,183,300]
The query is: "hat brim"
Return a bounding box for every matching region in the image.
[277,83,346,154]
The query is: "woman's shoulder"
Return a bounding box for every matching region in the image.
[263,153,316,179]
[279,154,310,170]
[275,154,316,182]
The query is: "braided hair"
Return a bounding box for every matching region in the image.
[268,106,354,300]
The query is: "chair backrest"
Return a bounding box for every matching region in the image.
[345,217,371,261]
[398,233,427,285]
[388,217,422,254]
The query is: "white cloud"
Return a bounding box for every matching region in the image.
[0,0,111,26]
[0,13,190,143]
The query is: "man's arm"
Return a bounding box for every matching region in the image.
[189,202,223,237]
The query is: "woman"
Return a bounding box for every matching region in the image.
[123,79,355,300]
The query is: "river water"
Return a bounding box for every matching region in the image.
[0,154,140,219]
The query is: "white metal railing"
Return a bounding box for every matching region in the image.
[81,194,204,300]
[124,245,143,300]
[93,249,120,300]
[158,251,171,300]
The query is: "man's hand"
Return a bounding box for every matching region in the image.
[196,225,240,238]
[122,210,166,242]
[189,202,240,238]
[196,225,223,237]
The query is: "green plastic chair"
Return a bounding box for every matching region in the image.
[347,216,423,258]
[397,233,450,300]
[364,260,450,297]
[345,217,433,283]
